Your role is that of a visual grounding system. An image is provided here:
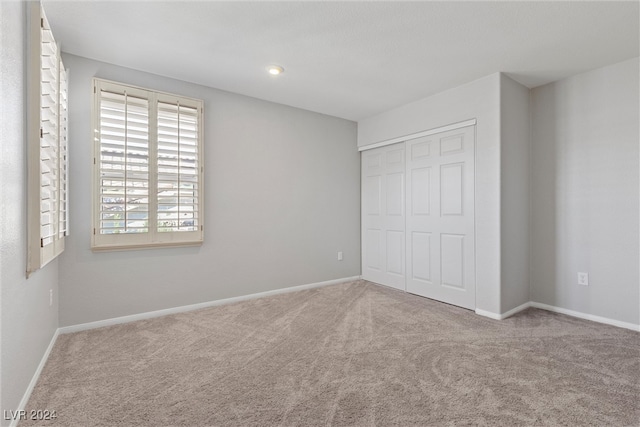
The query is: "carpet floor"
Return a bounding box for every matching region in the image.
[23,280,640,426]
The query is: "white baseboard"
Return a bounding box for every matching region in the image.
[476,301,532,320]
[59,276,362,334]
[474,308,501,320]
[10,329,59,427]
[530,302,640,332]
[476,300,640,331]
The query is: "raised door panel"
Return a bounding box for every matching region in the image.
[386,173,404,217]
[386,230,404,276]
[411,167,431,216]
[365,175,381,216]
[440,163,464,216]
[410,231,431,283]
[440,233,464,289]
[365,229,382,271]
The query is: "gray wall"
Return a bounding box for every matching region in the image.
[530,58,639,325]
[500,74,531,313]
[59,54,360,327]
[0,2,59,423]
[358,74,503,315]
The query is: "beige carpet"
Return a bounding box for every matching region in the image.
[24,280,640,426]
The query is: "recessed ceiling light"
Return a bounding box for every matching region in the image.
[267,65,284,76]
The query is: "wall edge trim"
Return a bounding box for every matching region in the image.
[358,119,477,152]
[530,302,640,332]
[475,301,531,320]
[477,301,640,331]
[59,276,362,334]
[10,329,60,427]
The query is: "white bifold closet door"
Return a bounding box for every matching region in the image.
[361,145,406,290]
[405,125,475,309]
[361,125,476,310]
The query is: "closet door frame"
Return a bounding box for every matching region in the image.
[359,119,477,310]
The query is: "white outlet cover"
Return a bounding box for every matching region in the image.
[577,272,589,286]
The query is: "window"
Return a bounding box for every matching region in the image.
[91,79,204,250]
[27,3,68,276]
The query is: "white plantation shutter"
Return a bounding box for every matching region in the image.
[58,65,69,238]
[40,15,59,248]
[157,101,200,232]
[98,90,150,235]
[27,4,69,276]
[92,79,204,250]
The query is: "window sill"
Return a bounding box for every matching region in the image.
[91,240,203,252]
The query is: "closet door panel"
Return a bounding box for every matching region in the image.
[406,126,475,309]
[362,144,405,290]
[362,124,475,309]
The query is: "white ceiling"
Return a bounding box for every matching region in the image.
[43,1,639,122]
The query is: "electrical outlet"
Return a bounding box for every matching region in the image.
[577,272,589,286]
[49,289,53,306]
[337,251,343,261]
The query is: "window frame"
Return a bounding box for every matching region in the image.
[26,3,68,277]
[91,78,205,251]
